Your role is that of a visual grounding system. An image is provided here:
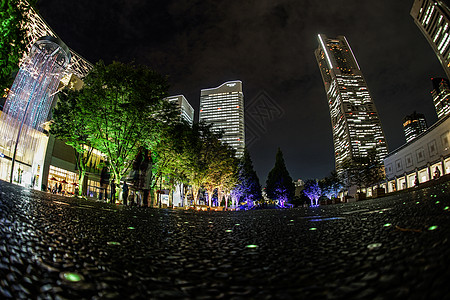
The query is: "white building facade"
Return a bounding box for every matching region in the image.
[199,81,245,157]
[384,114,450,192]
[165,95,195,127]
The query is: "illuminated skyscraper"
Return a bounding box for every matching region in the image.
[199,81,245,157]
[403,111,428,143]
[315,34,388,172]
[431,77,450,118]
[165,95,194,126]
[411,0,450,79]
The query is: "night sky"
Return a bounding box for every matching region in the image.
[37,0,446,183]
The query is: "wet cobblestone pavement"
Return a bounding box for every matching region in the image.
[1,180,450,299]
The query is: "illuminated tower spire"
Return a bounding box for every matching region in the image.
[315,34,388,172]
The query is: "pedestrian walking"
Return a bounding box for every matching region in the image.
[57,183,62,194]
[414,176,419,187]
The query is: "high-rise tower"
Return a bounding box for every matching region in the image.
[199,81,245,157]
[411,0,450,79]
[431,77,450,118]
[403,111,428,143]
[315,34,388,172]
[165,95,195,127]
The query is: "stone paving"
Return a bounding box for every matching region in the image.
[1,180,450,299]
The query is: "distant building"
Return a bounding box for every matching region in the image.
[384,113,450,192]
[431,77,450,118]
[411,0,450,80]
[199,81,245,157]
[315,34,388,172]
[403,111,428,143]
[165,95,194,126]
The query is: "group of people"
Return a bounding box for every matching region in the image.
[98,147,152,207]
[414,166,441,187]
[50,183,63,195]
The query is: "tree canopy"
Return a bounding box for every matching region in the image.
[265,148,295,207]
[233,148,261,208]
[0,0,35,94]
[83,61,176,185]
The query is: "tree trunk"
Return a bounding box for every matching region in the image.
[78,169,85,197]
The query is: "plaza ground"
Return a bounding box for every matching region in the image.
[0,179,450,299]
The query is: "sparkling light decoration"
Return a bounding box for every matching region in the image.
[0,36,70,181]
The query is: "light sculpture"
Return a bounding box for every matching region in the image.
[0,36,70,182]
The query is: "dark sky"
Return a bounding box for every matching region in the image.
[37,0,446,183]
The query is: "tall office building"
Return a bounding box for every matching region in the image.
[165,95,195,126]
[315,34,388,171]
[431,77,450,118]
[199,81,245,157]
[403,111,428,143]
[411,0,450,80]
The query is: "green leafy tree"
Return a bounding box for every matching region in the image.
[151,120,193,205]
[50,88,97,196]
[78,61,175,189]
[0,0,36,94]
[265,148,295,207]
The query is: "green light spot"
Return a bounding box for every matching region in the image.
[384,223,392,227]
[379,211,383,214]
[107,241,121,246]
[444,206,449,210]
[245,244,259,249]
[208,221,213,224]
[225,230,233,233]
[127,227,135,230]
[403,202,406,205]
[184,222,189,224]
[416,202,420,204]
[290,220,294,222]
[436,201,440,204]
[235,224,240,226]
[428,225,438,231]
[309,227,317,231]
[367,243,382,250]
[61,272,82,282]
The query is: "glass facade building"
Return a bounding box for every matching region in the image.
[411,0,450,80]
[403,111,428,143]
[431,77,450,118]
[165,95,195,127]
[199,81,245,157]
[315,34,388,172]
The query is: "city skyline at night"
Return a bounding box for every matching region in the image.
[36,0,448,181]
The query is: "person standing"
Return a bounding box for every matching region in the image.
[122,181,129,206]
[140,149,152,208]
[100,166,110,201]
[110,179,116,204]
